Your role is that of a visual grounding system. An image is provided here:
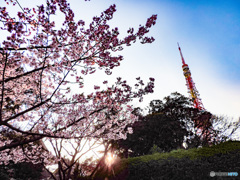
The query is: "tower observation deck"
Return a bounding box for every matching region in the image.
[177,43,205,111]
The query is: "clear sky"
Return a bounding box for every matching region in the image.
[69,0,240,120]
[2,0,240,119]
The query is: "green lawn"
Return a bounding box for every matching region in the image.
[102,141,240,180]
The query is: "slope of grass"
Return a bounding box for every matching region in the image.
[127,140,240,162]
[108,140,240,180]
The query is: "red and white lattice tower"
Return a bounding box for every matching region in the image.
[177,43,205,111]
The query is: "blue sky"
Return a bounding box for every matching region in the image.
[70,0,240,120]
[2,0,240,119]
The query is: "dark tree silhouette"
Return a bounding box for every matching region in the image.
[111,92,199,157]
[110,92,240,157]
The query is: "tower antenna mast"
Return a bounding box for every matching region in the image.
[177,43,205,111]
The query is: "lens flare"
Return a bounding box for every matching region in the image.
[105,152,115,167]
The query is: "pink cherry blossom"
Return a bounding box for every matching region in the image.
[0,0,157,178]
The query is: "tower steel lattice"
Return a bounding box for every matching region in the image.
[177,43,205,111]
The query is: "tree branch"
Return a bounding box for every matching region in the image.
[3,98,51,123]
[0,55,90,84]
[0,53,8,122]
[0,106,107,151]
[55,106,107,133]
[0,41,79,51]
[0,135,42,151]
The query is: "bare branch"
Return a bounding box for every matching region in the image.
[3,98,51,123]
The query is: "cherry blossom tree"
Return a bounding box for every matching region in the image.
[0,0,157,175]
[45,138,102,179]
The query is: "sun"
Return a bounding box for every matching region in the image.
[105,152,115,167]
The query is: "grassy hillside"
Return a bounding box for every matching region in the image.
[95,141,240,180]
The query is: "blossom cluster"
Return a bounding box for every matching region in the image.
[0,0,157,168]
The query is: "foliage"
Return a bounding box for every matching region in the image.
[148,144,163,154]
[116,113,190,157]
[112,92,240,160]
[0,0,157,179]
[0,161,43,180]
[110,141,240,180]
[110,92,240,160]
[148,92,193,117]
[148,92,216,147]
[110,92,197,157]
[71,157,97,179]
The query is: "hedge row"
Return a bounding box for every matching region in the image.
[105,141,240,180]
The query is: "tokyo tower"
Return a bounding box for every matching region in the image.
[177,43,205,111]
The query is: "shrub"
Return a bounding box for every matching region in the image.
[110,141,240,180]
